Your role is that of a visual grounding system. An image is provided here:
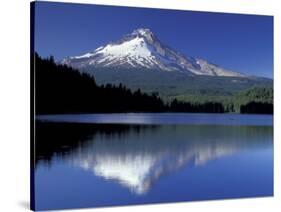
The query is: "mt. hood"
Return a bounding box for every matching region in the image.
[61,28,245,77]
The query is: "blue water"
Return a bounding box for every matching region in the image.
[34,113,273,211]
[36,113,273,126]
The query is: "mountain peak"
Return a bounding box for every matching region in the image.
[132,28,153,35]
[61,29,246,77]
[132,28,154,39]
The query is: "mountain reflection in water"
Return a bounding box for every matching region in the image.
[36,122,272,195]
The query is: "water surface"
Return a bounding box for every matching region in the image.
[37,113,273,126]
[34,113,273,211]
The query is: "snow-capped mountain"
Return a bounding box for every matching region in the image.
[61,28,246,77]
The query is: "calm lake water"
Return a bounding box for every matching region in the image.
[34,113,273,211]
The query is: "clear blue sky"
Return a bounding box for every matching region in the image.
[34,1,273,78]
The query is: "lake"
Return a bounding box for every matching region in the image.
[34,113,273,211]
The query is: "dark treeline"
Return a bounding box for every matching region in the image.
[34,53,273,114]
[240,102,273,114]
[170,99,224,113]
[35,53,165,114]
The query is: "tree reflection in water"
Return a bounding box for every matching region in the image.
[36,122,272,194]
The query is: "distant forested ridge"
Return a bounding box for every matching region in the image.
[33,53,273,114]
[233,87,273,114]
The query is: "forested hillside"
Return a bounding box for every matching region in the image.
[34,54,273,114]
